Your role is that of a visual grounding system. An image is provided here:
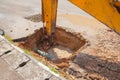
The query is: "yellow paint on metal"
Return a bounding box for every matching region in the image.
[114,1,120,7]
[42,0,58,35]
[69,0,120,33]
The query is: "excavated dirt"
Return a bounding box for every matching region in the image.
[19,27,86,65]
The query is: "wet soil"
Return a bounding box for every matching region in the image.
[24,14,42,22]
[22,27,86,51]
[16,27,86,69]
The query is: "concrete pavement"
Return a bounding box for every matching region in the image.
[0,0,91,39]
[0,57,23,80]
[0,35,64,80]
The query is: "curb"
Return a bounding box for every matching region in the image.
[0,35,66,80]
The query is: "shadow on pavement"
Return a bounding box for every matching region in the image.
[73,53,120,80]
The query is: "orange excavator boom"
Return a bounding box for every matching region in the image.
[42,0,120,34]
[41,0,58,36]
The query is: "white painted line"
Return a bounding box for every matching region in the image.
[26,54,66,80]
[0,35,4,40]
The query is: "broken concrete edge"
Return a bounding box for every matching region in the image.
[0,35,4,41]
[0,35,66,80]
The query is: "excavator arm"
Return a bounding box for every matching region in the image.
[41,0,58,36]
[42,0,120,35]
